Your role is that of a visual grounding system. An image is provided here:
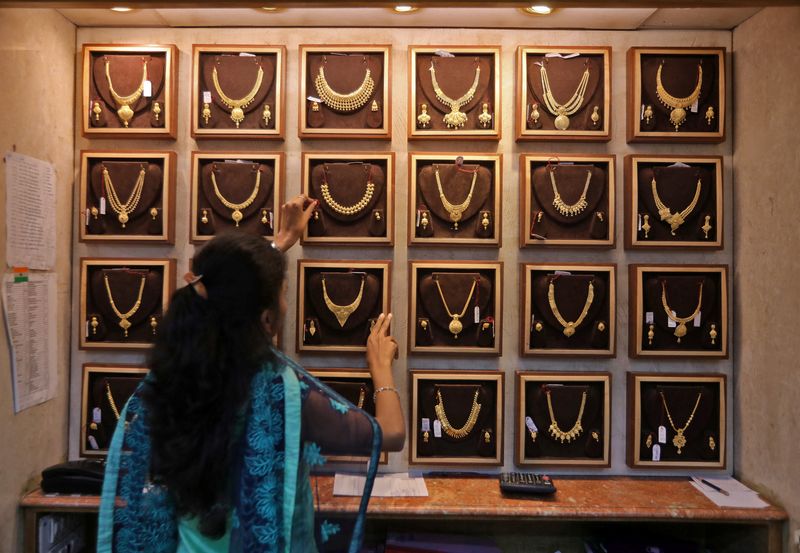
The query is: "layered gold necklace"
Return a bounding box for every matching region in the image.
[105,382,121,421]
[321,165,375,216]
[656,61,703,131]
[210,166,261,227]
[314,62,375,112]
[212,63,264,128]
[434,388,481,439]
[434,165,477,230]
[429,60,480,129]
[434,275,477,338]
[661,280,703,343]
[103,273,146,337]
[102,164,146,228]
[550,168,592,217]
[322,274,365,327]
[548,278,595,337]
[651,174,702,235]
[104,58,148,127]
[659,390,702,454]
[546,389,587,443]
[540,63,590,131]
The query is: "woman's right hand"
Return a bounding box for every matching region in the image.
[366,313,397,386]
[274,193,317,251]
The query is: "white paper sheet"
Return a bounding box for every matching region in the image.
[690,476,769,509]
[333,472,429,497]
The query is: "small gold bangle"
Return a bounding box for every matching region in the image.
[373,386,399,403]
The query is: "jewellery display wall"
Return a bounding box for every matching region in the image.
[297,260,391,353]
[301,153,394,245]
[516,47,611,141]
[80,364,148,457]
[625,155,723,249]
[191,45,285,138]
[409,262,502,355]
[521,155,615,247]
[521,264,616,357]
[409,46,501,139]
[82,44,178,138]
[79,258,175,350]
[410,370,503,465]
[516,372,611,467]
[190,152,283,243]
[409,154,501,246]
[627,47,725,143]
[629,265,728,358]
[299,45,390,138]
[628,373,726,469]
[78,151,176,243]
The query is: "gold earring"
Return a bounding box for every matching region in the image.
[152,101,161,122]
[423,430,430,443]
[597,322,606,332]
[596,212,604,223]
[535,321,543,332]
[478,102,492,128]
[311,101,320,112]
[371,100,379,112]
[709,435,716,451]
[530,103,540,125]
[702,215,712,239]
[417,103,431,128]
[648,324,655,345]
[591,106,600,126]
[710,323,718,345]
[420,319,428,330]
[308,320,317,337]
[646,433,653,449]
[484,430,491,444]
[644,104,654,125]
[529,429,537,442]
[705,106,715,125]
[374,211,382,221]
[150,316,158,335]
[150,208,158,221]
[642,214,651,238]
[202,102,211,125]
[313,209,320,221]
[90,316,99,335]
[261,209,269,226]
[481,212,490,230]
[262,104,271,126]
[536,211,543,223]
[420,211,429,229]
[92,101,102,122]
[90,207,99,220]
[201,209,209,225]
[591,431,600,443]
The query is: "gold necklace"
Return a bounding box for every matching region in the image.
[550,168,592,217]
[212,63,264,128]
[434,275,477,338]
[104,58,148,127]
[548,278,594,337]
[661,280,703,343]
[434,388,481,439]
[321,165,375,216]
[659,390,702,454]
[321,275,365,327]
[429,60,480,129]
[656,61,703,131]
[103,273,146,337]
[434,165,477,230]
[651,174,702,235]
[102,165,146,228]
[105,382,121,421]
[546,389,587,443]
[314,63,375,112]
[210,166,261,227]
[540,63,590,131]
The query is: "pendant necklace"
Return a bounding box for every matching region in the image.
[321,164,375,216]
[210,164,261,227]
[660,390,702,454]
[102,164,146,228]
[434,165,477,230]
[321,274,365,327]
[433,275,477,338]
[661,280,703,342]
[548,278,595,337]
[434,388,481,439]
[540,62,590,130]
[104,58,148,127]
[656,61,702,131]
[550,167,592,217]
[429,59,480,129]
[212,63,264,127]
[103,273,146,337]
[546,389,587,443]
[651,173,702,235]
[314,58,375,112]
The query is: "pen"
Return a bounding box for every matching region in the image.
[700,478,730,496]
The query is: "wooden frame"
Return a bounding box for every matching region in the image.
[520,263,616,357]
[515,46,611,141]
[520,154,616,248]
[410,370,504,466]
[81,44,178,139]
[78,150,176,244]
[627,372,726,469]
[408,45,501,140]
[408,153,502,247]
[301,152,395,246]
[625,155,724,249]
[79,258,175,350]
[298,44,391,139]
[627,47,726,143]
[191,44,286,139]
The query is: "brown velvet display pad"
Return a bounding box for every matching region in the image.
[409,261,502,355]
[516,372,611,467]
[625,155,723,249]
[297,260,391,353]
[190,152,283,243]
[301,152,394,245]
[79,258,175,350]
[629,264,728,358]
[628,373,726,469]
[521,264,616,357]
[191,45,285,139]
[627,47,726,143]
[82,44,177,139]
[520,154,615,247]
[78,151,176,244]
[299,45,391,138]
[516,46,611,141]
[410,370,504,466]
[409,153,502,247]
[409,46,501,139]
[80,364,147,457]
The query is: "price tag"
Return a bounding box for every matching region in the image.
[474,306,480,324]
[421,418,430,432]
[554,270,571,276]
[415,210,421,227]
[658,425,667,444]
[203,91,212,104]
[434,49,455,58]
[268,211,274,228]
[652,444,661,461]
[694,312,702,327]
[667,312,677,328]
[669,162,691,168]
[640,103,646,121]
[85,320,89,337]
[99,197,106,215]
[433,419,442,438]
[545,52,580,60]
[645,311,654,324]
[690,98,699,113]
[239,52,256,57]
[88,436,100,450]
[93,407,102,424]
[307,95,322,103]
[525,416,538,433]
[637,213,642,231]
[143,80,152,97]
[85,209,90,226]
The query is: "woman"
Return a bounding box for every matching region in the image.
[97,195,405,553]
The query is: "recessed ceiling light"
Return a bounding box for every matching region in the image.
[393,5,418,13]
[110,6,132,12]
[522,5,553,15]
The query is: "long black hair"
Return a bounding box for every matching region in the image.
[142,232,286,537]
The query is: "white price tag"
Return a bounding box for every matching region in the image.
[307,95,322,103]
[652,444,661,461]
[85,208,90,226]
[433,419,442,438]
[203,90,212,104]
[474,306,480,324]
[694,312,702,327]
[239,52,256,57]
[637,213,642,231]
[268,211,274,228]
[669,162,691,168]
[85,320,89,337]
[645,311,654,324]
[99,197,106,215]
[545,52,580,59]
[434,49,455,58]
[554,270,572,276]
[421,418,430,432]
[93,407,102,424]
[658,425,667,444]
[690,98,699,113]
[525,416,538,433]
[640,103,646,121]
[415,210,421,227]
[88,436,100,450]
[668,312,677,328]
[143,80,152,98]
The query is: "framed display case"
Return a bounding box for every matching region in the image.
[78,150,176,244]
[410,370,503,466]
[627,373,726,469]
[627,47,726,143]
[521,263,616,357]
[409,153,501,247]
[516,46,611,141]
[409,261,502,355]
[301,152,394,245]
[629,264,728,358]
[79,258,175,350]
[299,45,391,138]
[191,45,285,139]
[520,154,615,247]
[409,46,501,139]
[625,155,723,249]
[190,152,283,243]
[297,260,391,353]
[81,44,178,139]
[516,372,611,467]
[80,364,148,457]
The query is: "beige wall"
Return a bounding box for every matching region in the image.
[0,8,75,551]
[733,6,800,548]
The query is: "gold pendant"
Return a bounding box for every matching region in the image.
[119,318,131,337]
[118,212,129,227]
[232,209,243,226]
[443,108,468,129]
[669,107,687,131]
[230,107,245,128]
[673,429,686,454]
[554,108,570,130]
[562,323,576,338]
[674,321,687,342]
[117,104,134,127]
[449,209,463,225]
[449,316,462,338]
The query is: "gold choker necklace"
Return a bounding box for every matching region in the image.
[651,174,702,235]
[548,278,594,337]
[429,60,480,129]
[321,165,375,216]
[105,58,148,127]
[212,63,264,128]
[546,389,587,443]
[314,63,375,112]
[434,388,481,439]
[656,61,703,131]
[104,273,146,337]
[434,165,477,230]
[102,164,146,228]
[550,168,592,217]
[322,274,365,327]
[540,63,590,131]
[661,280,703,342]
[434,275,477,338]
[210,165,261,227]
[105,382,121,421]
[660,390,702,454]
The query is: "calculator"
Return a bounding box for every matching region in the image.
[499,472,556,495]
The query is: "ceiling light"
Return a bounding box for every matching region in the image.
[393,5,418,13]
[523,5,553,15]
[110,6,132,12]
